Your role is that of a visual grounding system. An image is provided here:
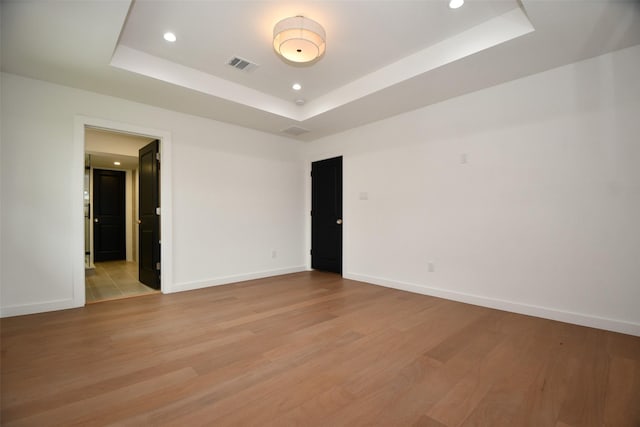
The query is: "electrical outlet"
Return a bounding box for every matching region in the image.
[428,262,435,273]
[271,250,277,259]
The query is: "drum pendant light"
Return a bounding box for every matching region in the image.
[273,16,326,63]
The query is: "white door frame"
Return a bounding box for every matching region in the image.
[73,116,173,306]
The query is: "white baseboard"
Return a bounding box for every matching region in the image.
[344,273,640,337]
[1,298,78,318]
[169,266,307,294]
[4,270,636,337]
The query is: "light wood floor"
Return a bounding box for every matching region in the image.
[86,261,158,303]
[1,272,639,426]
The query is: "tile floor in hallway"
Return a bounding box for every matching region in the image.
[85,260,158,303]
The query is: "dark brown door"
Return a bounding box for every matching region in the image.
[93,169,126,262]
[139,140,160,289]
[311,156,343,274]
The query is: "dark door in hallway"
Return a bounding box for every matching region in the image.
[139,140,161,289]
[93,169,126,262]
[311,156,343,274]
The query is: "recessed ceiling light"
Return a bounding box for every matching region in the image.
[292,83,302,91]
[113,161,121,166]
[449,0,464,9]
[163,32,177,42]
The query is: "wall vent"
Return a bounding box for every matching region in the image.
[227,56,258,72]
[281,125,310,136]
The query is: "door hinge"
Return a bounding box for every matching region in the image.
[156,152,161,161]
[156,262,161,271]
[156,207,161,215]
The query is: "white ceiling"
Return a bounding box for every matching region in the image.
[2,1,640,141]
[88,152,139,171]
[119,0,519,102]
[85,127,155,169]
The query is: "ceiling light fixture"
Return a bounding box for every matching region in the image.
[292,83,302,91]
[113,161,121,166]
[163,32,177,42]
[449,0,464,9]
[273,16,326,63]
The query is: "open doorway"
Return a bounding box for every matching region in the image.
[84,128,159,303]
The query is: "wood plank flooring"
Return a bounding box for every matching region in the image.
[1,271,639,426]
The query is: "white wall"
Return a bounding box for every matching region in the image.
[0,72,305,316]
[85,128,154,157]
[304,45,640,336]
[125,170,133,263]
[2,45,639,336]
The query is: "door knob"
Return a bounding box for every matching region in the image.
[94,218,99,223]
[336,219,343,225]
[138,219,142,224]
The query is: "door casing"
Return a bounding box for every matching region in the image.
[74,116,173,307]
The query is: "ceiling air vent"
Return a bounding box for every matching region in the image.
[281,125,310,136]
[226,56,258,72]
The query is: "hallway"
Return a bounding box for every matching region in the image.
[85,260,158,303]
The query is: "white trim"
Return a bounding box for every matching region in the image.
[73,118,87,307]
[170,266,307,293]
[74,116,173,306]
[0,299,76,318]
[344,272,640,337]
